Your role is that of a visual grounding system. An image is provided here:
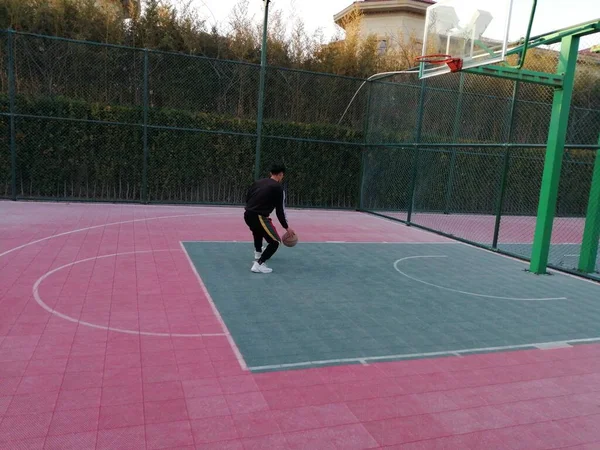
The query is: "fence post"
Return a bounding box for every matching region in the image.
[407,79,426,224]
[530,35,580,274]
[578,135,600,273]
[141,49,149,204]
[358,80,372,210]
[444,72,465,214]
[7,29,17,201]
[253,0,270,181]
[492,148,511,248]
[492,80,520,248]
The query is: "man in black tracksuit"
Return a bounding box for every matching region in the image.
[244,163,295,273]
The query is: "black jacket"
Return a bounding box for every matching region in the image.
[244,178,289,229]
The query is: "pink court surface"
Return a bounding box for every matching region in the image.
[1,200,600,450]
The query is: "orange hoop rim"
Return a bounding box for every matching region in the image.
[415,54,454,64]
[415,54,463,72]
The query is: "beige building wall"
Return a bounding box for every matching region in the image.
[360,12,424,40]
[360,12,425,49]
[334,1,431,52]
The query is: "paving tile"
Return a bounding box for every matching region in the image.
[43,431,97,450]
[48,407,100,436]
[186,395,230,420]
[190,415,238,445]
[99,403,145,430]
[145,420,194,450]
[145,398,189,424]
[285,423,378,449]
[97,425,146,450]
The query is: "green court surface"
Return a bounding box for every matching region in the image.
[183,242,600,372]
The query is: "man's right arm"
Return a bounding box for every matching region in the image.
[274,186,289,230]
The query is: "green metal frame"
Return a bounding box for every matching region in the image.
[413,13,600,275]
[463,66,563,87]
[578,134,600,274]
[463,19,600,88]
[460,17,600,275]
[529,34,580,274]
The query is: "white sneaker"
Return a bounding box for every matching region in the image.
[254,245,267,260]
[251,261,272,273]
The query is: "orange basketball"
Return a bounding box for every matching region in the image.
[282,230,298,247]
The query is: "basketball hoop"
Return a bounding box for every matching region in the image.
[416,54,463,72]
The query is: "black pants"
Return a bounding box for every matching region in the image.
[244,210,281,263]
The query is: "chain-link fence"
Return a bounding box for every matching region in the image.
[1,28,599,279]
[0,30,367,207]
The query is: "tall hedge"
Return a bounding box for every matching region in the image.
[0,94,363,208]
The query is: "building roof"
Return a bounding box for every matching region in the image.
[334,0,434,27]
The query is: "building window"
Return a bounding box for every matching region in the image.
[378,39,388,54]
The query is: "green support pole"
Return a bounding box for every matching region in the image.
[253,0,270,181]
[530,35,580,274]
[142,49,149,204]
[7,29,17,201]
[407,80,426,224]
[358,81,373,210]
[444,73,465,214]
[578,136,600,273]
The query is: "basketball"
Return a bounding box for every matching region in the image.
[282,230,298,247]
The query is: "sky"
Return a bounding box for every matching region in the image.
[188,0,600,47]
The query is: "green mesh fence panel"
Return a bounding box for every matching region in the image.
[456,93,512,143]
[367,80,421,144]
[14,117,143,201]
[420,84,461,143]
[15,34,144,116]
[148,51,260,128]
[550,148,598,273]
[495,148,546,259]
[263,67,367,139]
[511,83,555,144]
[360,145,415,219]
[0,116,8,198]
[147,128,255,204]
[259,136,361,209]
[409,147,505,245]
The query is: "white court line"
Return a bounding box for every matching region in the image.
[248,336,600,371]
[393,255,568,301]
[179,241,248,371]
[32,249,227,338]
[186,240,461,245]
[535,342,572,349]
[0,211,240,259]
[495,242,583,246]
